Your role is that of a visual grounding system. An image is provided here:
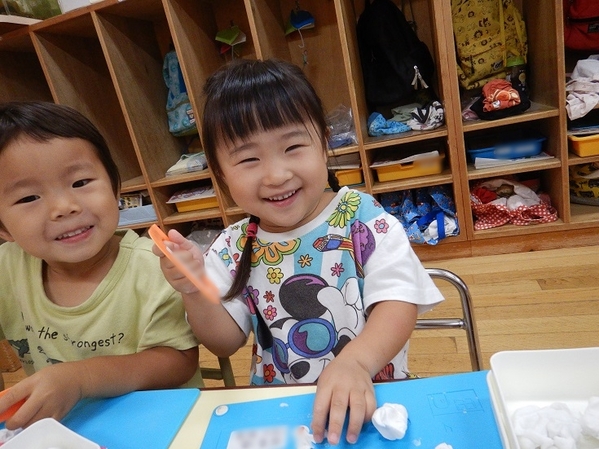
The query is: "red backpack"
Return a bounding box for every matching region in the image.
[564,0,599,51]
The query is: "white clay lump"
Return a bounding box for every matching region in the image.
[372,402,408,440]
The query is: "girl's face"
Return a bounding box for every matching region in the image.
[0,136,120,269]
[217,122,333,233]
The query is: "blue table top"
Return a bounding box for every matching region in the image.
[62,388,200,449]
[201,370,502,448]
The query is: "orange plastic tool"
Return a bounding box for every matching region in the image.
[148,225,220,304]
[0,389,25,423]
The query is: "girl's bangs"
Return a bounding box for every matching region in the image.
[216,78,312,146]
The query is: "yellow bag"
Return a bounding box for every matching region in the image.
[451,0,528,90]
[570,163,599,206]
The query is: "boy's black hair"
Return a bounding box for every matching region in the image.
[201,59,339,301]
[0,101,120,196]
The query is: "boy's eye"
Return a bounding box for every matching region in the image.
[16,195,39,204]
[239,157,259,164]
[73,179,91,188]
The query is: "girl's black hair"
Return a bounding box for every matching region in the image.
[0,101,120,195]
[201,59,339,301]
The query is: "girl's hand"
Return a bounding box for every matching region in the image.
[310,301,417,445]
[152,229,205,295]
[0,363,85,430]
[311,355,377,445]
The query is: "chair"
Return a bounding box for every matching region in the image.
[416,268,482,371]
[200,356,236,387]
[0,339,21,391]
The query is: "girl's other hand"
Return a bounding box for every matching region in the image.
[151,229,205,295]
[311,356,376,445]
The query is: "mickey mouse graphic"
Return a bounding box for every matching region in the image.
[265,273,364,384]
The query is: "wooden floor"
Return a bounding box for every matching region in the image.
[3,245,599,389]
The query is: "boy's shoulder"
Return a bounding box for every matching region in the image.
[117,229,154,253]
[112,229,162,269]
[0,239,30,263]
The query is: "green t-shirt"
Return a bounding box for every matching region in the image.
[0,230,200,384]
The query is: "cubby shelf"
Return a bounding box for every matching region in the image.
[1,0,597,260]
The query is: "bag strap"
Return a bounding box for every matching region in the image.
[401,0,417,33]
[498,0,507,68]
[416,208,446,239]
[499,0,528,65]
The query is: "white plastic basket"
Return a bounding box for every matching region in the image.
[488,347,599,449]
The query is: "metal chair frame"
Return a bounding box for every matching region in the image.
[416,268,483,371]
[200,356,236,387]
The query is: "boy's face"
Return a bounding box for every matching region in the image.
[0,136,120,267]
[216,122,331,233]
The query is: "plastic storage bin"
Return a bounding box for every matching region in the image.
[334,168,363,186]
[487,347,599,449]
[371,153,444,182]
[167,186,218,212]
[467,130,546,162]
[568,134,599,157]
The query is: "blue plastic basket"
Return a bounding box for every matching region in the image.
[467,130,546,162]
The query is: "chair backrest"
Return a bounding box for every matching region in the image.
[417,268,482,371]
[0,339,22,391]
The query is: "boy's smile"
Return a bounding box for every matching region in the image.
[217,123,335,233]
[0,136,120,273]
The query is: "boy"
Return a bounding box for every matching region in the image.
[0,101,200,429]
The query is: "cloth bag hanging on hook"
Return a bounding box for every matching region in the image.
[163,49,197,137]
[451,0,527,90]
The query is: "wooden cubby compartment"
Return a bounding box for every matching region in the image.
[0,0,596,260]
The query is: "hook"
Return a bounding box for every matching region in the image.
[298,27,305,48]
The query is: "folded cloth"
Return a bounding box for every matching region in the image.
[471,81,530,120]
[482,79,521,112]
[566,59,599,120]
[166,152,207,176]
[390,102,421,122]
[367,112,410,136]
[406,101,444,130]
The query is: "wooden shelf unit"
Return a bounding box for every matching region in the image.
[1,0,597,261]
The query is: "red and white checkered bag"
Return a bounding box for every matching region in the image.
[470,179,558,230]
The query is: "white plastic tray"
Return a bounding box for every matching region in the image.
[488,347,599,449]
[2,417,101,449]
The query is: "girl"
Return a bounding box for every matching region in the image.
[154,59,444,445]
[0,102,201,430]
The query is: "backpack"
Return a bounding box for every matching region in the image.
[564,0,599,51]
[163,49,197,137]
[356,0,435,111]
[451,0,527,91]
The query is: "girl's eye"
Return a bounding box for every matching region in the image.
[73,179,90,188]
[239,157,259,164]
[16,195,39,204]
[286,144,303,152]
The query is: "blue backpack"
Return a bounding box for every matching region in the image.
[163,49,197,137]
